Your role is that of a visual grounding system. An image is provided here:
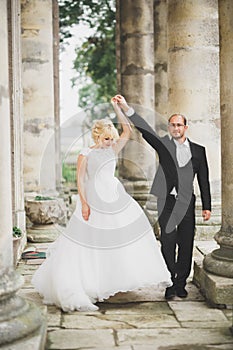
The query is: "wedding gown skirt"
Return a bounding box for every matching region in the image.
[32,148,171,311]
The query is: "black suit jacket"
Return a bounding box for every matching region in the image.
[129,112,211,211]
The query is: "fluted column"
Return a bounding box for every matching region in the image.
[8,0,26,261]
[203,0,233,279]
[117,0,156,189]
[53,0,62,192]
[154,0,168,119]
[0,0,45,346]
[0,1,13,270]
[167,0,221,237]
[21,0,57,194]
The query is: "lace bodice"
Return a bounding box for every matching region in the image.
[80,147,116,180]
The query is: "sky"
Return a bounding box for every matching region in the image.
[59,24,93,125]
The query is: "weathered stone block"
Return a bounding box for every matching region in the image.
[47,329,115,349]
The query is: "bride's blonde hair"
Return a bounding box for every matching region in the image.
[91,119,119,143]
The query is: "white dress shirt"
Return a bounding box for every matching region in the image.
[170,139,192,197]
[173,138,192,168]
[125,107,192,197]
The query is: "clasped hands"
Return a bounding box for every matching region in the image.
[111,95,130,113]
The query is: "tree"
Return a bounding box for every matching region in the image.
[59,0,116,110]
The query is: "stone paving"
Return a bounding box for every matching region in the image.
[16,241,233,350]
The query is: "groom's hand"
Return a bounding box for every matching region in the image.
[202,210,211,221]
[113,95,130,113]
[111,97,121,109]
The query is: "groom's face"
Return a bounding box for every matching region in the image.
[168,115,188,140]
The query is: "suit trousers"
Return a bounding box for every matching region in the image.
[157,194,196,288]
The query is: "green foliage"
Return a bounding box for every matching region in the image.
[13,226,22,238]
[34,196,54,201]
[73,32,116,108]
[59,0,115,41]
[77,83,100,109]
[62,162,77,184]
[59,0,116,109]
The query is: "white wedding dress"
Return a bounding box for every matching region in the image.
[32,147,171,311]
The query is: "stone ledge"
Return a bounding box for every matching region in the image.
[193,248,233,305]
[195,225,221,240]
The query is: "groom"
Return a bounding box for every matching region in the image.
[114,95,211,300]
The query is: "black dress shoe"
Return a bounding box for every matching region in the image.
[176,286,188,298]
[165,285,176,300]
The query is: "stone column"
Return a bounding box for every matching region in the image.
[8,0,26,261]
[167,0,221,238]
[144,0,168,232]
[193,3,233,323]
[53,0,62,192]
[203,0,233,280]
[154,0,168,119]
[21,0,57,194]
[0,1,13,270]
[117,0,156,203]
[0,1,46,346]
[116,0,121,93]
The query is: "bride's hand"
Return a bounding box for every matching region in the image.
[112,95,130,113]
[82,203,90,221]
[111,97,122,114]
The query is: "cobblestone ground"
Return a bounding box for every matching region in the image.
[16,241,233,350]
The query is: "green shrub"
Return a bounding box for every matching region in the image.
[62,163,77,184]
[13,226,22,238]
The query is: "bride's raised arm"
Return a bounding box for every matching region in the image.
[111,97,132,154]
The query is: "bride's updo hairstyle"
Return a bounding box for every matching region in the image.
[92,118,119,143]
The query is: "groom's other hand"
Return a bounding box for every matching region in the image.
[202,210,211,221]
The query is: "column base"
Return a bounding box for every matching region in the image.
[1,322,47,350]
[203,227,233,278]
[193,249,233,305]
[0,267,46,347]
[203,251,233,278]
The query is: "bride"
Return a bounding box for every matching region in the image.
[32,97,171,312]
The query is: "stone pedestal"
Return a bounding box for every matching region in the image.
[204,231,233,278]
[0,268,46,347]
[25,197,67,242]
[193,244,233,306]
[193,0,233,334]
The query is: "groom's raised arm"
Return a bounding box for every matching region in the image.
[126,110,162,150]
[113,95,162,151]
